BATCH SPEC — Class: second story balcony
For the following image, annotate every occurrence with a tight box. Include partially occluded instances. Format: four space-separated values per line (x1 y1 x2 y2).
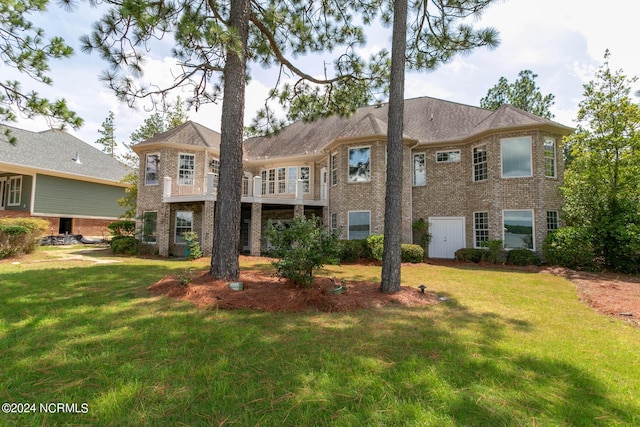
162 173 327 206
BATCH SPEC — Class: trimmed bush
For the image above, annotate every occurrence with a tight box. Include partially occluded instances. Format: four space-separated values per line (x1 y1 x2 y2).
401 244 424 263
110 235 142 255
455 248 486 263
483 239 507 264
338 239 369 262
108 220 136 237
0 224 29 258
543 227 598 271
506 248 541 266
366 234 385 261
0 217 48 254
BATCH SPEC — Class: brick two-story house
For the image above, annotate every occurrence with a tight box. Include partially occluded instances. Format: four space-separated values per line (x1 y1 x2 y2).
133 96 572 258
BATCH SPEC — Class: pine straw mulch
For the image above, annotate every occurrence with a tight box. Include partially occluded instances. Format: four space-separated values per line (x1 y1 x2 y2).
148 259 640 325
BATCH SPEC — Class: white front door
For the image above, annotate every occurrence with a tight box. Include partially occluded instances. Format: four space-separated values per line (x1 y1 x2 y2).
429 217 466 259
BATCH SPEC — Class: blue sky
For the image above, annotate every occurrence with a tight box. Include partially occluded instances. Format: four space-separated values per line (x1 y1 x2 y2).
5 0 639 153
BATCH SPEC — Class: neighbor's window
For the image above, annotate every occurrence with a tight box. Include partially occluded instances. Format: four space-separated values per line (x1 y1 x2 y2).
209 158 220 189
546 211 559 234
330 152 338 186
348 147 371 183
8 176 22 206
142 211 158 244
474 212 489 248
503 210 534 250
413 153 426 186
544 139 556 178
501 136 532 178
145 153 160 185
178 153 195 185
348 211 370 240
175 211 193 245
436 150 461 163
473 145 488 182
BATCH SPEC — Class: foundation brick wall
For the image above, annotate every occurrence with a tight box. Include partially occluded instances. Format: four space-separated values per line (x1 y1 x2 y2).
0 210 115 238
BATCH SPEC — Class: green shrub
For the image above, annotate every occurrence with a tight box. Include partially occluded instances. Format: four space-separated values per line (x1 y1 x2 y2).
182 231 203 260
108 220 136 237
401 244 424 263
366 234 385 261
412 218 431 255
506 248 541 266
455 247 486 263
0 217 48 254
338 239 369 262
483 239 506 264
0 224 30 259
110 235 142 255
542 227 598 271
265 215 340 287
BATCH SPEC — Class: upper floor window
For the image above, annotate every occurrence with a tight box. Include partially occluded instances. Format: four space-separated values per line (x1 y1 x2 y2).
178 154 195 185
501 136 532 178
260 166 310 195
413 153 426 186
330 152 338 186
503 210 534 250
348 147 371 183
144 153 160 185
436 150 461 163
209 158 220 188
544 139 556 178
300 166 310 193
8 176 22 206
277 167 287 193
473 145 488 182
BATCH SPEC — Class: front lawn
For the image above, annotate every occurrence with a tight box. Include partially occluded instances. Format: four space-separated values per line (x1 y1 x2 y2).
0 247 638 426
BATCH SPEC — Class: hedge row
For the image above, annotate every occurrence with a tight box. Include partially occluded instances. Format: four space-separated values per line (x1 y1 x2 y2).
337 235 426 264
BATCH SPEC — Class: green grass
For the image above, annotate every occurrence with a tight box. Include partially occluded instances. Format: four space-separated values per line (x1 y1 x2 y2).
1 246 639 426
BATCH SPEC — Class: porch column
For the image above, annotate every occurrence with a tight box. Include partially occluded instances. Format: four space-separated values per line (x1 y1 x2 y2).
158 203 171 257
250 202 262 256
202 200 215 257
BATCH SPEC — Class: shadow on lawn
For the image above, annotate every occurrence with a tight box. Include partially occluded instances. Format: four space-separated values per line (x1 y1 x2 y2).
0 261 637 426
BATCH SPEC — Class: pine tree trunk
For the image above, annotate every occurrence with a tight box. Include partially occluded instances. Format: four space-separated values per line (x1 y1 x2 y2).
380 0 407 293
209 0 251 280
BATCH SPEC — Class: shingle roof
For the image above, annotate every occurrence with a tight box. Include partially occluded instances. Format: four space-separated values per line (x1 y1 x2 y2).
133 121 221 150
0 125 131 183
243 96 573 159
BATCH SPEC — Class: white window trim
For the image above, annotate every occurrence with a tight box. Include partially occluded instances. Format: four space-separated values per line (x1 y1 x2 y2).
436 150 462 163
347 210 371 240
502 209 535 251
174 210 194 245
144 153 161 186
500 136 533 179
330 152 338 187
544 138 557 178
347 145 372 184
472 144 488 182
412 152 426 187
178 153 196 185
7 176 22 206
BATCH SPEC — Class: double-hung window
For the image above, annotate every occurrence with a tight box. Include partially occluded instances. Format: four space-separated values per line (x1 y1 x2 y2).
413 153 426 186
330 152 338 186
277 167 287 193
473 145 488 182
209 158 220 189
288 166 298 193
544 139 556 178
142 211 158 244
474 212 489 248
175 211 193 244
8 176 22 206
300 166 310 193
178 154 195 185
546 211 559 234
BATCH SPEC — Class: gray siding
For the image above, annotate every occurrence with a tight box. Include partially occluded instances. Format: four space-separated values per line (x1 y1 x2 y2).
33 174 126 218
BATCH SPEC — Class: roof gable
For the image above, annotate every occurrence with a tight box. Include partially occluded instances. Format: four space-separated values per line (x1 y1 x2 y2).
134 121 221 150
0 125 131 183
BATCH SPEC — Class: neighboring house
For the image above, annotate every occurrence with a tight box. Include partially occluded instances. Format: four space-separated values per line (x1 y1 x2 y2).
133 96 572 258
0 125 131 237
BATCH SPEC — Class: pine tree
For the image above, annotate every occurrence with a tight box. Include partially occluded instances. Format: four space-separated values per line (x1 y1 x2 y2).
96 111 117 157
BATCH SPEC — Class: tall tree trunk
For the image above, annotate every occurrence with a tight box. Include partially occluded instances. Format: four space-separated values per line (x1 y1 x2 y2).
380 0 408 293
210 0 251 280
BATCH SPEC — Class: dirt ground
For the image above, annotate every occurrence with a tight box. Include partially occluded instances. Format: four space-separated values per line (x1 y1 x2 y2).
148 257 640 325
